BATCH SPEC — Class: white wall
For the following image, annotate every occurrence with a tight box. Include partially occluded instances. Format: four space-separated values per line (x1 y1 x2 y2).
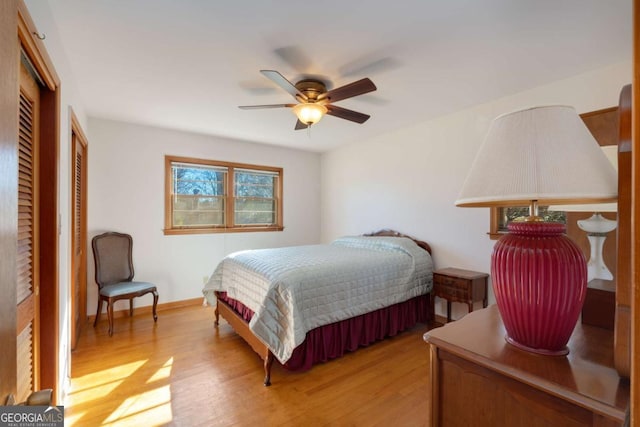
20 0 634 403
24 0 90 405
321 61 632 320
87 118 321 309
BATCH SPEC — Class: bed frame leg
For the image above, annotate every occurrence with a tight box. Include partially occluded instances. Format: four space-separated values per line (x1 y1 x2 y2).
212 292 221 326
263 353 274 386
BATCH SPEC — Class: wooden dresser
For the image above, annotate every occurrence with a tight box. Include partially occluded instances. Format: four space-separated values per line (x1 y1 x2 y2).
423 306 629 426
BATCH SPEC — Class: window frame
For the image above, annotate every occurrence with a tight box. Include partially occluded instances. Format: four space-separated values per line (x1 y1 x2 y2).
488 206 509 240
488 205 566 240
164 155 283 235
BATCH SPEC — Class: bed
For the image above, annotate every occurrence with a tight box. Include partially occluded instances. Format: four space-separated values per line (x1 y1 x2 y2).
202 230 434 385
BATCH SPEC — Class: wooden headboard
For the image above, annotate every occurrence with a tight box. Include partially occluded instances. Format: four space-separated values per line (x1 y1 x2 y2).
364 229 432 255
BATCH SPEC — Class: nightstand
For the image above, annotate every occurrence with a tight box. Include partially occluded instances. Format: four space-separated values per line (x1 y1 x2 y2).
433 267 489 322
581 279 615 330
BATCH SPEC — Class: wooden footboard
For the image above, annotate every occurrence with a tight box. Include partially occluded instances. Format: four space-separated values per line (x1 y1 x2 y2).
214 293 274 386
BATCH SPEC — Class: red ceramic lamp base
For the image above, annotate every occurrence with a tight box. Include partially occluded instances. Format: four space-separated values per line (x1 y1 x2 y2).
492 221 587 356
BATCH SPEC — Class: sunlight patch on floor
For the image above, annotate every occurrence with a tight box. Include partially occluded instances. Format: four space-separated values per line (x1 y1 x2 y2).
64 410 86 426
67 360 148 407
67 357 175 426
102 385 173 426
146 357 173 384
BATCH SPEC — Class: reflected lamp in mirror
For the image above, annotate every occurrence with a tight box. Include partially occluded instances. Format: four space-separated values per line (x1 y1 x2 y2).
549 145 618 282
456 105 617 356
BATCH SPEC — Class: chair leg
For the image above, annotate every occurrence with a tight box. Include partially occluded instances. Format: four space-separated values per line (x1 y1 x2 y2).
94 298 103 327
129 299 134 317
107 298 114 337
152 290 158 322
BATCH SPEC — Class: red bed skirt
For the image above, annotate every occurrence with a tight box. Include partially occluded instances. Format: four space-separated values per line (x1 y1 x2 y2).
217 291 433 371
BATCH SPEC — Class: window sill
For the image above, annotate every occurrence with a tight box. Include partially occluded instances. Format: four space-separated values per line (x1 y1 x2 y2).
488 232 505 241
163 226 284 236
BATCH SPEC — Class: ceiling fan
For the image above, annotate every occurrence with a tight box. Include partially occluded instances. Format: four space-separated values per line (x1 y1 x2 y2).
239 70 377 130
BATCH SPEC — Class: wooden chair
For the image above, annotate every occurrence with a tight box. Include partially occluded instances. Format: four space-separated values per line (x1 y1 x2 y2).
92 232 158 336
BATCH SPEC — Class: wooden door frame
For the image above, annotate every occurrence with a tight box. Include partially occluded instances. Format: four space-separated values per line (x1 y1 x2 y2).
70 109 88 351
0 0 20 403
17 1 61 403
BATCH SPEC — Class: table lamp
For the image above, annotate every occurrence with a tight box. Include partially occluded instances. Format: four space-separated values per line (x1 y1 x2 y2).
456 106 617 355
549 145 618 282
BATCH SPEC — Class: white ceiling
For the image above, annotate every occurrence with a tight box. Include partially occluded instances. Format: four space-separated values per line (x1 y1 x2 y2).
44 0 632 152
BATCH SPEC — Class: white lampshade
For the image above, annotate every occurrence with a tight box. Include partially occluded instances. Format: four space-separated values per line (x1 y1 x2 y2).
292 103 327 126
549 145 618 212
455 106 617 208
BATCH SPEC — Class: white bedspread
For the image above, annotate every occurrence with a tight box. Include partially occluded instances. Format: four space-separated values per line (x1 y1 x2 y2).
203 236 433 364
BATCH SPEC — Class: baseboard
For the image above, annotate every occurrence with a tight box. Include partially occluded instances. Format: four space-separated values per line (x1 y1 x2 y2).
87 297 205 323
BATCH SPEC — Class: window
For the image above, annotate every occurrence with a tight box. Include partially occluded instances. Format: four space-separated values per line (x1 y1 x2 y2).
164 156 283 234
489 206 566 239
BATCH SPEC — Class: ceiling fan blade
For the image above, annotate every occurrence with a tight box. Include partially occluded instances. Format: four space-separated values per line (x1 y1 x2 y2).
339 57 400 78
326 105 370 124
294 120 308 130
273 46 313 73
260 70 308 102
238 104 295 109
318 78 376 103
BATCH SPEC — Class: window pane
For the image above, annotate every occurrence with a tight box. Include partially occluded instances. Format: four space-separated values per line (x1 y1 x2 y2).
172 163 227 227
173 195 225 227
234 198 276 225
234 170 277 225
173 164 225 196
235 170 276 198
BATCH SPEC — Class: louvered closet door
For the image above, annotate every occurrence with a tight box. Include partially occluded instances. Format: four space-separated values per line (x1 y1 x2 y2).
17 61 40 403
70 129 87 351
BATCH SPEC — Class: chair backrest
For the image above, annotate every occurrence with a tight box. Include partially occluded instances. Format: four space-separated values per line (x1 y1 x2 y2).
92 232 135 288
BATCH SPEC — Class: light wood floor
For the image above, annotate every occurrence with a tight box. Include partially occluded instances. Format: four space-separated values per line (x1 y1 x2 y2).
66 304 437 426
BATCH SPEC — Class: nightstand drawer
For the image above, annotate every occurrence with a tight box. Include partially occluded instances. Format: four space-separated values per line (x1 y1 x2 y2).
434 274 469 290
434 283 467 300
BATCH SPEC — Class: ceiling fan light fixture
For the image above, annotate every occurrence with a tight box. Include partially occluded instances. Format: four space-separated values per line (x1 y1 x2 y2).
292 103 327 126
241 70 376 130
